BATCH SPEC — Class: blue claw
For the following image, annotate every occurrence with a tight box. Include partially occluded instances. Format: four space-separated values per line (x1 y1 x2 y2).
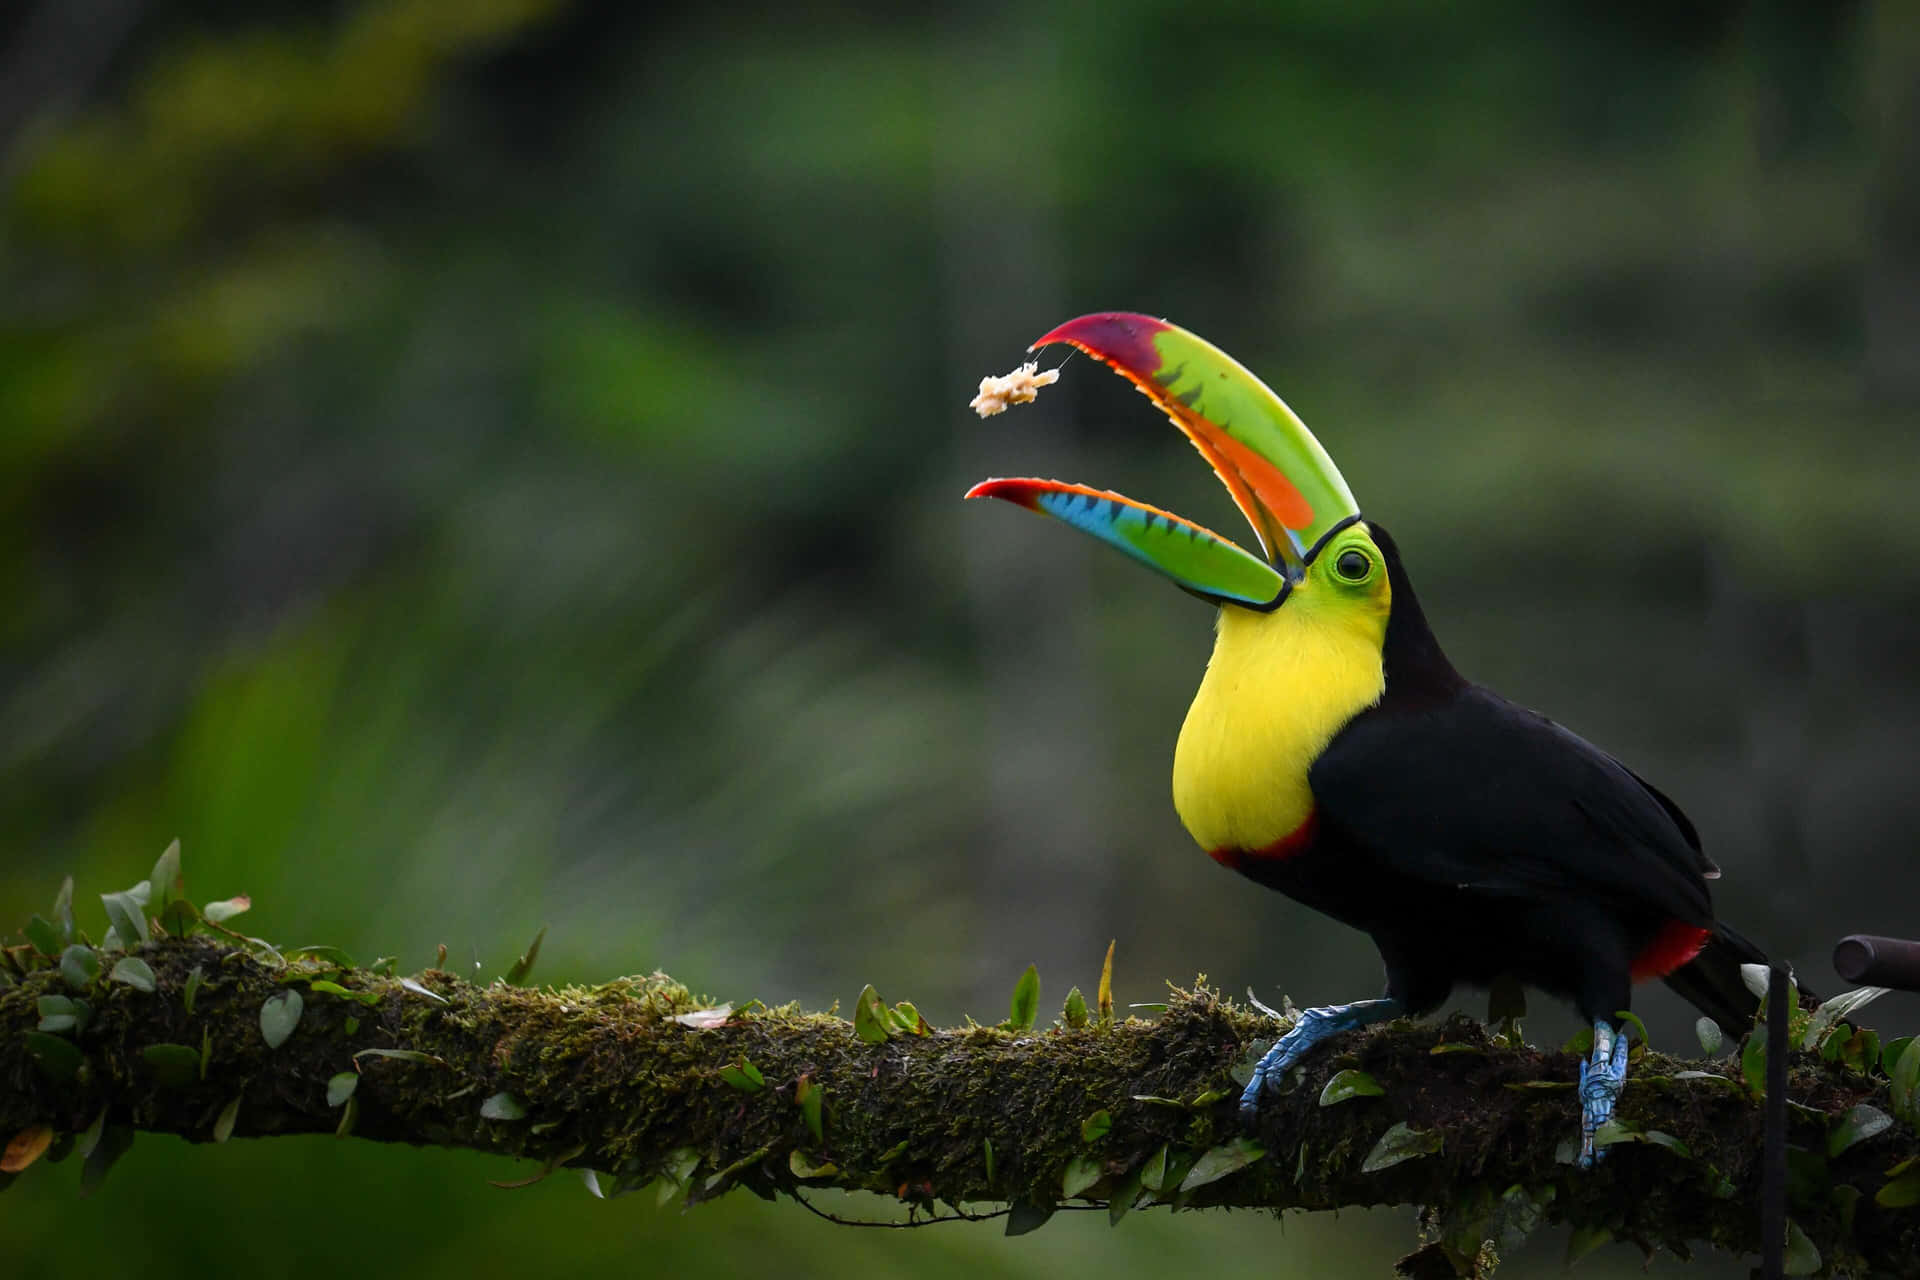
1576 1020 1629 1169
1239 997 1402 1118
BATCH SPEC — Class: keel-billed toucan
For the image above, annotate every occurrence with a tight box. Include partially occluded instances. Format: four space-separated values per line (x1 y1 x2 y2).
966 312 1796 1167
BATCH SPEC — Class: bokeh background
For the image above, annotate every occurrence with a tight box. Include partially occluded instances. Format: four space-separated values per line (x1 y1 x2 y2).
3 2 1916 1275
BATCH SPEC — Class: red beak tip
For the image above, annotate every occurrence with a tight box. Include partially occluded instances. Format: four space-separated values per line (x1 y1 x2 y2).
1028 312 1170 374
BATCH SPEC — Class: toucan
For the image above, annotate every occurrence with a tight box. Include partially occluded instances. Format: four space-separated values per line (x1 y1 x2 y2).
966 312 1795 1167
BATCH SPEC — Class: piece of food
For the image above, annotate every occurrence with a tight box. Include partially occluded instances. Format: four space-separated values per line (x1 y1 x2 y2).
969 361 1059 418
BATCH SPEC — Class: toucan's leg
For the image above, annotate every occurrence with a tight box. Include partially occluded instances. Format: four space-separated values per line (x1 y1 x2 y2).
1577 1019 1629 1169
1239 997 1403 1117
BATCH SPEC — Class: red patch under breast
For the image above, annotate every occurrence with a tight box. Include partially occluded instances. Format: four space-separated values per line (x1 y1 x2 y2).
1631 919 1712 983
1208 811 1318 874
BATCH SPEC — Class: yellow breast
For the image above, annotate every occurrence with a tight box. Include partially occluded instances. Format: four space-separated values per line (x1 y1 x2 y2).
1172 589 1389 854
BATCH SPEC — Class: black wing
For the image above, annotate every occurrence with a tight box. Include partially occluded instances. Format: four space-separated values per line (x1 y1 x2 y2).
1308 685 1714 927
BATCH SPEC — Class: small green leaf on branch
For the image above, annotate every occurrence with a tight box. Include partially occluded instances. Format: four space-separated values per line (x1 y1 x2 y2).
1892 1038 1920 1123
259 989 303 1049
1007 964 1040 1031
25 915 60 956
51 876 74 943
1108 1164 1144 1226
1319 1069 1384 1106
505 926 546 986
101 891 147 947
140 1043 201 1088
795 1075 824 1142
79 1124 133 1197
36 994 78 1033
1830 1105 1893 1158
1181 1138 1266 1191
480 1092 527 1121
1097 940 1115 1026
149 840 184 911
111 956 156 993
1062 1155 1102 1198
1361 1123 1440 1173
1742 1030 1767 1096
59 945 99 989
75 1106 106 1160
327 1073 359 1107
889 1001 928 1035
854 984 892 1044
1641 1130 1691 1157
788 1151 836 1179
1784 1220 1822 1275
718 1058 765 1092
1876 1165 1920 1208
1591 1119 1639 1150
1695 1016 1723 1056
1005 1199 1053 1237
1612 1009 1650 1051
1138 1144 1169 1192
202 896 251 924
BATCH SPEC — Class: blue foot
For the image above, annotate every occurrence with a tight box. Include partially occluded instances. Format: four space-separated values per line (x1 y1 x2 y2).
1576 1020 1629 1169
1239 997 1402 1118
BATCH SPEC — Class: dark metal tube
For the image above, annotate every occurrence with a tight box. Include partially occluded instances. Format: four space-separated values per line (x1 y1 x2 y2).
1833 934 1920 991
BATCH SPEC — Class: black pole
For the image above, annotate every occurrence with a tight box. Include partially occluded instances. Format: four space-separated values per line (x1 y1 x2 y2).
1761 962 1788 1280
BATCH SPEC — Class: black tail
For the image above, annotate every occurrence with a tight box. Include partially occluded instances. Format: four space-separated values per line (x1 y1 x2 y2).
1662 922 1817 1033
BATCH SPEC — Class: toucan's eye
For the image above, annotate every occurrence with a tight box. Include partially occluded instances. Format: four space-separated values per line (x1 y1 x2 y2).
1335 549 1371 582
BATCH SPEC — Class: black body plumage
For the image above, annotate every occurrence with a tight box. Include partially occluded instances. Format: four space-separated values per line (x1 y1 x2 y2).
1246 523 1786 1033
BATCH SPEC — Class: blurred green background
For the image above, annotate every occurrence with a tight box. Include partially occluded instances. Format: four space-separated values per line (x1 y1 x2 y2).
3 2 1916 1275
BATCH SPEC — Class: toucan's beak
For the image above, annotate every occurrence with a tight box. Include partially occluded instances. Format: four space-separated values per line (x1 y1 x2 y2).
963 477 1289 608
965 313 1360 607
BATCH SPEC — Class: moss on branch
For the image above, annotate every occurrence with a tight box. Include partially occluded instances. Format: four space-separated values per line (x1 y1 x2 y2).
3 935 1918 1275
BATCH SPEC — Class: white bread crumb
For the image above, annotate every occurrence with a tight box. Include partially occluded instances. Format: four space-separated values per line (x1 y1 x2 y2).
969 361 1060 418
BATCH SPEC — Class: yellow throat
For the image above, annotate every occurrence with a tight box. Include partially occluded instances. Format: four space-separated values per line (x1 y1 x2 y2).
1171 535 1392 855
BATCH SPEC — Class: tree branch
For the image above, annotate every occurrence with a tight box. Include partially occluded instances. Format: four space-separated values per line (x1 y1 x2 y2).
2 936 1914 1274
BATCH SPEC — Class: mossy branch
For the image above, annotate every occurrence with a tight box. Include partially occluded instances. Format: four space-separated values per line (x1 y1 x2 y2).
3 935 1917 1275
